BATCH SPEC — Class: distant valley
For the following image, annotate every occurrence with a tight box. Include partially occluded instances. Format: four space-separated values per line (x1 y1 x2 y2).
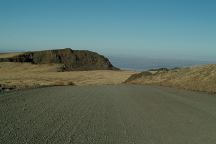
109 56 216 71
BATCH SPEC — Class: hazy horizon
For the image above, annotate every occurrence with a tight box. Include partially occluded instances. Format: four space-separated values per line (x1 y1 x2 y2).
1 47 216 71
1 0 216 61
1 47 216 62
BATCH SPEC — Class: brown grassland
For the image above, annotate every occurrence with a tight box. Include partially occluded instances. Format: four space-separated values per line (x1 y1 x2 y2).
125 65 216 94
0 52 24 58
1 61 216 94
0 62 137 90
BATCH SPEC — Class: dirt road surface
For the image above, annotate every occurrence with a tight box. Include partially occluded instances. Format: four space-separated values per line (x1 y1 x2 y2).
1 85 216 144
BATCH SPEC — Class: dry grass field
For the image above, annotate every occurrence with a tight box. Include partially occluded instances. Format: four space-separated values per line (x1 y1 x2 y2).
125 65 216 93
0 62 136 90
0 52 23 58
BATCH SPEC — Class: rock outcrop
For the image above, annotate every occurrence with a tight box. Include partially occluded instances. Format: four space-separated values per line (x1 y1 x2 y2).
0 48 118 71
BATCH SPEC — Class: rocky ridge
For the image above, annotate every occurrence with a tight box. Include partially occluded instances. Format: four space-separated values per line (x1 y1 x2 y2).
0 48 118 71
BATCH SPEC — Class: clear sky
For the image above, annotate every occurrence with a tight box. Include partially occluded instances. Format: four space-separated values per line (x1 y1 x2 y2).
0 0 216 61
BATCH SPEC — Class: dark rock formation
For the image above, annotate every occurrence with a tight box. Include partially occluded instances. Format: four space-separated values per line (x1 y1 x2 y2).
148 68 170 72
124 71 152 83
0 48 118 71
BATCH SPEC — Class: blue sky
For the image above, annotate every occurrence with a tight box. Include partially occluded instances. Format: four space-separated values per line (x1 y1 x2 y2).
0 0 216 61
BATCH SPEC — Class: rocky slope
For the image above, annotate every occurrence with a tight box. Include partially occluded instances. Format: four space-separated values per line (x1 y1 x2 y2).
0 48 118 71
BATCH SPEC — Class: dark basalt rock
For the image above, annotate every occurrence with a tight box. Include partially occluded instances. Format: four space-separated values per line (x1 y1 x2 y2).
0 48 118 71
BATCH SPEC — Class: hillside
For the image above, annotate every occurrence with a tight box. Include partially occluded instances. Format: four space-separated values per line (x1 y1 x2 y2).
0 62 136 91
125 65 216 93
0 48 135 91
0 48 118 71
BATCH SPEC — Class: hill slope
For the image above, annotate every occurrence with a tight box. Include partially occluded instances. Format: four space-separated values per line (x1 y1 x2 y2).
0 62 136 91
125 65 216 93
0 48 118 71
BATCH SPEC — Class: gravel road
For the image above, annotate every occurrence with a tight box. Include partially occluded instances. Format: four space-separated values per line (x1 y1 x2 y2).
1 85 216 144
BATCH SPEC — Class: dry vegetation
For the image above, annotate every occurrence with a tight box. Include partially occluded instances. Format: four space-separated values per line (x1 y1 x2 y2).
0 52 23 58
0 62 136 90
1 61 215 94
125 65 216 93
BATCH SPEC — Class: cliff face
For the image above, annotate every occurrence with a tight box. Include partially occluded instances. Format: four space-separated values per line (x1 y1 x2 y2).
0 48 118 71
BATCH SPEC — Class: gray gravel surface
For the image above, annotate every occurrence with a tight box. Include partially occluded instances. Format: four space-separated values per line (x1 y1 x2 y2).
1 85 216 144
